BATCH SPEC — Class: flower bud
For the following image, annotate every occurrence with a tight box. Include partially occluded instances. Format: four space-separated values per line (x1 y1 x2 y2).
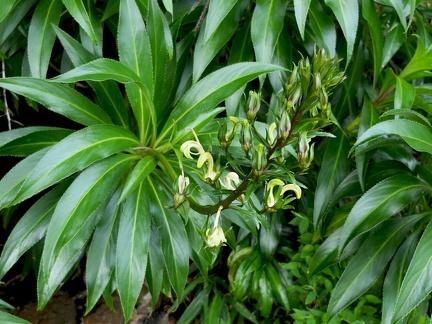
278 110 291 142
245 91 261 121
218 117 239 148
298 132 309 163
252 143 266 176
206 227 226 248
267 122 277 146
240 120 253 155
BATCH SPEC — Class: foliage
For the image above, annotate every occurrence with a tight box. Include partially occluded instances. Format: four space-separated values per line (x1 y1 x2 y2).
0 0 432 323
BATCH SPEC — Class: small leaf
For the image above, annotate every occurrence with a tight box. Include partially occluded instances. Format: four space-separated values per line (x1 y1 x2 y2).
61 0 97 43
294 0 311 39
324 0 358 63
0 78 112 126
338 175 432 255
328 214 425 319
27 0 62 78
116 181 151 322
395 76 415 109
12 125 140 206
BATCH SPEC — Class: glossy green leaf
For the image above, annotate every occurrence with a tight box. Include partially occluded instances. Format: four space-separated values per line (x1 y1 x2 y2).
382 232 418 324
382 21 404 67
0 148 50 209
116 181 151 322
395 76 415 109
54 26 131 128
0 0 37 46
27 0 62 78
265 264 289 312
62 0 97 43
308 3 336 57
177 288 209 324
12 125 140 206
148 173 189 299
399 39 432 81
38 154 135 308
269 24 291 93
0 129 73 157
208 292 224 323
161 0 172 16
193 0 246 83
79 0 103 56
119 155 158 202
86 186 122 314
0 127 62 147
258 266 273 317
324 0 358 63
146 223 164 308
0 182 70 279
392 220 432 322
0 0 18 24
251 0 288 85
338 175 432 255
328 215 425 319
0 78 112 126
314 132 350 228
204 0 239 43
352 120 432 155
0 311 31 324
226 296 258 324
51 58 143 84
362 0 384 88
157 63 284 146
294 0 311 39
375 0 408 29
381 109 431 129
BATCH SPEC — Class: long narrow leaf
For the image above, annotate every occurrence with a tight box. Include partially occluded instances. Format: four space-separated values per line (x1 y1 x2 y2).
308 2 336 57
11 125 140 206
338 175 432 255
27 0 62 78
116 181 151 322
294 0 311 39
156 63 284 147
204 0 239 43
0 0 37 45
0 311 31 324
328 215 425 319
146 222 164 308
62 0 97 43
0 0 18 24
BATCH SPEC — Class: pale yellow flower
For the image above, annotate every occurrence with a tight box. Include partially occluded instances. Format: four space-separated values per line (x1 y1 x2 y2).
220 172 240 190
197 152 218 181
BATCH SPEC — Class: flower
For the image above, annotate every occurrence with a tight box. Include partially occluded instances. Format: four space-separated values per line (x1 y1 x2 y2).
265 179 302 211
205 206 226 248
266 179 285 208
220 172 240 190
197 152 218 182
180 140 205 159
177 167 189 195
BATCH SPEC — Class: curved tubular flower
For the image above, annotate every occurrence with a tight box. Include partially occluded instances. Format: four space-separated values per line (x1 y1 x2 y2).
180 140 205 159
206 206 226 248
178 167 189 195
197 152 218 181
266 179 285 208
281 183 302 199
220 172 240 190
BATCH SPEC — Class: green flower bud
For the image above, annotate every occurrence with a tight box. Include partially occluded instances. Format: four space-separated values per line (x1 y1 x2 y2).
218 117 239 148
245 91 261 121
252 143 266 176
298 132 309 163
278 110 291 142
240 119 253 155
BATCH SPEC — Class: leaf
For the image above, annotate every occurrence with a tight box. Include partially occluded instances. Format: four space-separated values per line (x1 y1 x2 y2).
395 76 415 109
265 264 289 312
148 172 189 299
0 0 37 46
251 0 288 85
351 120 432 155
327 214 425 319
258 266 273 317
382 21 404 67
116 181 151 322
161 0 172 16
119 155 158 202
375 0 408 30
193 0 246 83
54 26 131 128
38 154 135 308
119 0 155 144
399 39 432 81
86 186 122 314
146 222 164 308
11 125 140 206
314 131 350 229
381 109 431 129
294 0 311 39
382 232 418 324
338 175 432 255
177 289 209 324
204 0 239 43
324 0 358 63
0 129 73 157
392 220 432 322
0 127 62 148
0 311 31 324
308 2 336 57
27 0 62 78
0 148 50 209
0 0 18 24
269 24 292 93
156 62 284 147
0 78 112 126
362 0 384 88
61 0 97 43
0 181 70 279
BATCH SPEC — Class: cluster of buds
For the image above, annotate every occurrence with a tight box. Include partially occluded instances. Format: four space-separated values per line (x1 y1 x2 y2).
263 179 302 212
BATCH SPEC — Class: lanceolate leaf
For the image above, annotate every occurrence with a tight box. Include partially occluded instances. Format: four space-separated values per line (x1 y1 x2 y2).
308 3 337 57
328 215 425 319
148 173 189 299
0 0 37 45
27 0 62 78
382 21 404 67
338 175 432 255
86 186 122 314
392 220 432 322
0 126 62 148
156 63 284 147
12 125 140 206
116 181 151 322
204 0 240 43
352 120 432 155
0 181 71 279
313 132 350 228
39 154 136 307
294 0 311 39
0 0 18 24
395 76 415 109
0 78 112 126
146 222 164 308
62 0 97 43
375 0 407 30
0 311 31 324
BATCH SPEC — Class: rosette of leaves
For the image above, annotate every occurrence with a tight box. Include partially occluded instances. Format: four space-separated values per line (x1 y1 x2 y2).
0 0 282 321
